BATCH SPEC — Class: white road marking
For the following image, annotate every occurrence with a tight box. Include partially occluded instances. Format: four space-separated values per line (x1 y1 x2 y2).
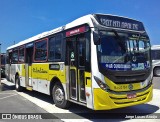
16 91 70 113
0 93 16 94
0 94 17 100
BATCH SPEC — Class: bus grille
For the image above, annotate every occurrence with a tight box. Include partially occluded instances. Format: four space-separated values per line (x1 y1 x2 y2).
108 89 150 105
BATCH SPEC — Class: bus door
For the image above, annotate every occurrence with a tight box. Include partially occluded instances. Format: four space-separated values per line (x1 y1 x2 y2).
66 35 86 103
25 43 34 87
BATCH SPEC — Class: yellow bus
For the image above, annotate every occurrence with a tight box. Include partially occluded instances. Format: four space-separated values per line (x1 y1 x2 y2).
5 14 153 110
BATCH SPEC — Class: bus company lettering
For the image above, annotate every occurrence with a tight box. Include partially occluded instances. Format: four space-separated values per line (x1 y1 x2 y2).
100 18 138 30
33 68 48 73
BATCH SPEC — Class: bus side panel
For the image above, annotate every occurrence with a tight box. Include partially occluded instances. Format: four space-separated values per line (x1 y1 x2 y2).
31 63 49 94
10 64 15 83
48 63 66 95
30 62 66 95
20 64 26 87
85 72 93 109
5 64 10 80
10 64 21 83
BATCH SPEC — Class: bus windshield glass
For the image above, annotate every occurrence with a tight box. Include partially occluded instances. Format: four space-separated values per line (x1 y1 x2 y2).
97 31 151 71
151 50 160 60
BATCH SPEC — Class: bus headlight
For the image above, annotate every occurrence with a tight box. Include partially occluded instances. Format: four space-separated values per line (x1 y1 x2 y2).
94 76 108 91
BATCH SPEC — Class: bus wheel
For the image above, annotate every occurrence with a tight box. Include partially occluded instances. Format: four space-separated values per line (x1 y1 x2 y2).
154 67 160 77
52 82 70 109
15 76 23 92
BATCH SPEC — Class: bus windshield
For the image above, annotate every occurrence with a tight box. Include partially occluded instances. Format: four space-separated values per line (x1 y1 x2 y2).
97 31 151 71
151 50 160 60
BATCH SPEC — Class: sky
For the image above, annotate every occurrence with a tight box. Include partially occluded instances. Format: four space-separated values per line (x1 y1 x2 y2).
0 0 160 53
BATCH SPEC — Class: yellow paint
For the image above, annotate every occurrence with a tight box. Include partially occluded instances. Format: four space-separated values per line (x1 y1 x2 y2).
109 85 151 99
21 64 25 77
20 63 66 84
31 64 48 80
104 77 151 91
26 86 33 91
85 72 91 87
19 63 91 89
93 85 153 110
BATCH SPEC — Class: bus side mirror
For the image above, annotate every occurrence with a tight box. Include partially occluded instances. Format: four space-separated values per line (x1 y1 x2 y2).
93 31 101 45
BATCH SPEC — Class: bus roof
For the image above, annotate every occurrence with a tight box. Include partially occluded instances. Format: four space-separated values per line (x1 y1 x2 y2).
7 13 143 50
151 45 160 50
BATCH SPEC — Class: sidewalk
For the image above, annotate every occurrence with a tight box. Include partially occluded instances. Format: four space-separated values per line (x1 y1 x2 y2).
0 78 15 91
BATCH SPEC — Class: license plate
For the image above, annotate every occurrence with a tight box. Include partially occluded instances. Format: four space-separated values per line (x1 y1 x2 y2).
127 93 136 99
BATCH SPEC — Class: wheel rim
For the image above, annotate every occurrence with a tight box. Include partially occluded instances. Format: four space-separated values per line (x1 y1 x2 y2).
55 87 64 104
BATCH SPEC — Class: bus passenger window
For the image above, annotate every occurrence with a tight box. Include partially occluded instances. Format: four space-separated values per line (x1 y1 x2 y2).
48 34 62 61
34 40 47 61
12 49 18 63
19 47 25 63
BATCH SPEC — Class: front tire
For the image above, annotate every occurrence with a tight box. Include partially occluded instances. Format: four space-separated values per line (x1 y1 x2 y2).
154 67 160 77
52 82 70 109
15 76 23 92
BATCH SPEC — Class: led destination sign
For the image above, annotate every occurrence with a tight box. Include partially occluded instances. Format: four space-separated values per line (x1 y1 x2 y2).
66 26 86 37
95 14 145 31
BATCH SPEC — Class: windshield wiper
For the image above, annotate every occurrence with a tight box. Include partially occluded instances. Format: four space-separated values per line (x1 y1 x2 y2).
137 33 141 51
112 30 126 52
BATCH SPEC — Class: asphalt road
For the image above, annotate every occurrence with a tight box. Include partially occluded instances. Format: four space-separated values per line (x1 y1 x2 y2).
153 77 160 89
0 79 61 122
0 77 160 122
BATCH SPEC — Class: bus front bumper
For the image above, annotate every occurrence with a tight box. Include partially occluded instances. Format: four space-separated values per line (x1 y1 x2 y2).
93 84 153 110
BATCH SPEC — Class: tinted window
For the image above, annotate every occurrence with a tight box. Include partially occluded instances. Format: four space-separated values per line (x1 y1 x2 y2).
151 50 160 60
85 33 91 72
78 37 85 66
19 47 25 63
12 49 18 63
34 40 47 61
48 34 62 61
